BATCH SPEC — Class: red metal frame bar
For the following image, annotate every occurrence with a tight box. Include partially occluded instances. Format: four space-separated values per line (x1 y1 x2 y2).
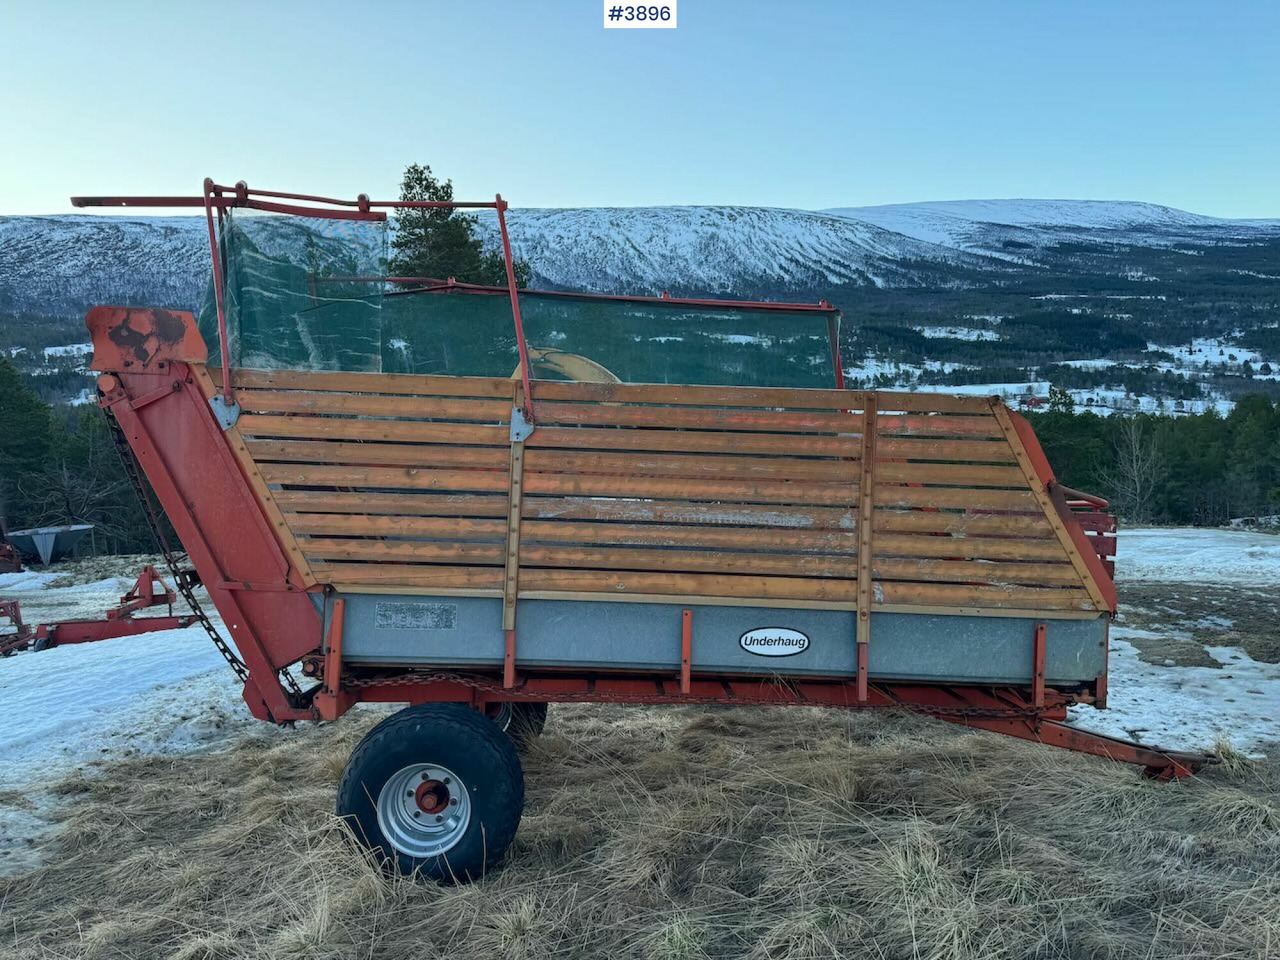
342 671 1207 780
0 599 34 656
495 195 536 421
35 615 198 646
680 608 693 694
1031 622 1046 708
376 277 841 314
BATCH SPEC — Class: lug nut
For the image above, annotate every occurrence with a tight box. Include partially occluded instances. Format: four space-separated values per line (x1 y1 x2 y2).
413 811 421 818
435 815 444 823
449 798 458 806
442 777 450 785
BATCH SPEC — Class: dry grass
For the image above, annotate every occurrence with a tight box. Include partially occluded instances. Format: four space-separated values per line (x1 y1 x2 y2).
1 704 1278 959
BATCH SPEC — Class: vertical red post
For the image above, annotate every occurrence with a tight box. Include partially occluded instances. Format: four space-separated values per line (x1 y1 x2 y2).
495 195 535 422
202 177 233 403
503 628 517 689
323 598 346 696
680 609 693 694
1032 622 1047 708
826 309 844 389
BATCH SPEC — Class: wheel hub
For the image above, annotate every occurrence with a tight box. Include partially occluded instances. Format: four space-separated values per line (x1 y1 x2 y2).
377 763 472 859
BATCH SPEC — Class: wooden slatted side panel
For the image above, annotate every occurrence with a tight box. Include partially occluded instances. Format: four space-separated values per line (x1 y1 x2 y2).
222 368 1100 613
519 381 865 604
217 369 517 594
869 394 1096 612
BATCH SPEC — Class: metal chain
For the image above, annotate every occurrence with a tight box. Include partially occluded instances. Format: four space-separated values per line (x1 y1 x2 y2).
343 670 1045 719
103 404 249 684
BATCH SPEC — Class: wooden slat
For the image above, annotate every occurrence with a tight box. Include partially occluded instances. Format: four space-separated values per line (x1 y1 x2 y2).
289 514 507 539
527 380 860 410
874 532 1073 562
874 509 1054 538
523 497 856 529
873 391 997 414
312 564 504 589
518 568 857 603
261 463 511 493
537 402 862 434
875 461 1028 488
220 367 516 399
277 491 508 518
522 519 857 552
522 472 858 506
874 414 1003 438
237 391 512 422
523 449 860 482
239 415 509 447
876 436 1017 463
300 539 506 564
519 544 859 578
527 426 857 457
878 581 1095 611
247 439 510 471
873 557 1083 586
874 485 1039 512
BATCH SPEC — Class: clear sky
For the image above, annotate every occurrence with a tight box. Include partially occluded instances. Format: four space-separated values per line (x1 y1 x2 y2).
2 0 1277 217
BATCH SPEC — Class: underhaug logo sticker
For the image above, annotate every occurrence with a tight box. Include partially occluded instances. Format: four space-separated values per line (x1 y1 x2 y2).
739 627 810 657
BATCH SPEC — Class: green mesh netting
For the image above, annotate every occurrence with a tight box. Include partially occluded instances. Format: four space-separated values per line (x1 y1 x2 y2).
200 211 839 388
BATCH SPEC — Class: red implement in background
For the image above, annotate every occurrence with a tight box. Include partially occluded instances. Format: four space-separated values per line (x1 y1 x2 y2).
0 566 198 655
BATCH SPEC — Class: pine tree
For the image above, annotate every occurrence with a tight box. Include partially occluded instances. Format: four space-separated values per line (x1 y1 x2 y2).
0 355 54 530
389 164 532 287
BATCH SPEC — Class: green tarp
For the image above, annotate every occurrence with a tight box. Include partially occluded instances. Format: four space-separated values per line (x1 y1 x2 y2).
199 211 838 388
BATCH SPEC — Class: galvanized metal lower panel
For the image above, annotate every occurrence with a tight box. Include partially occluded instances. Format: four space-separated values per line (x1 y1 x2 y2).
332 593 1106 685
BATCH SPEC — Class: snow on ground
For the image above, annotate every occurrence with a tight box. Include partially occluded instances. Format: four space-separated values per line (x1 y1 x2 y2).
1066 526 1280 756
912 325 1002 342
1070 630 1280 753
1112 527 1280 585
0 572 273 873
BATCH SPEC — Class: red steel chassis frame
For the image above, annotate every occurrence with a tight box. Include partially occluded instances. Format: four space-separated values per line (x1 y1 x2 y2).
73 180 1205 780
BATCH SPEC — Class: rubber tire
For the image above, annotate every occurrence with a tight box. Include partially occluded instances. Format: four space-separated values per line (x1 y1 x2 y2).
336 703 524 883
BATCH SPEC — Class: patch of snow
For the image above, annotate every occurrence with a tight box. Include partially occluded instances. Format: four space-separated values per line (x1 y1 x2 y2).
913 325 1001 342
1116 527 1280 585
1069 632 1280 754
41 342 93 359
1147 337 1264 367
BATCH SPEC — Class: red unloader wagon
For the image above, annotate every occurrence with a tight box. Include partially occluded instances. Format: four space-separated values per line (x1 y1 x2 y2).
73 179 1205 883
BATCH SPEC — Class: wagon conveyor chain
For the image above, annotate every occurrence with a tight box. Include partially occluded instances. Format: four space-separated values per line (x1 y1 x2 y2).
104 402 306 701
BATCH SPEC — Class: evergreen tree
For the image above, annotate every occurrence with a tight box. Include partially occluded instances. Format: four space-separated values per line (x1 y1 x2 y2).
389 164 532 287
0 354 54 530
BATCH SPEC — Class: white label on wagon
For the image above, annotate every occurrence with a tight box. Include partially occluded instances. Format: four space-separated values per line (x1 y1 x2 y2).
739 627 809 657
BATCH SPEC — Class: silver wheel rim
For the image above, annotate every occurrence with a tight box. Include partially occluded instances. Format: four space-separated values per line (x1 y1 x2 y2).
376 763 472 859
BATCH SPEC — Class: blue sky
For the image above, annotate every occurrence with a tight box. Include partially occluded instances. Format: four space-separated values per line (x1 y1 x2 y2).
2 0 1277 216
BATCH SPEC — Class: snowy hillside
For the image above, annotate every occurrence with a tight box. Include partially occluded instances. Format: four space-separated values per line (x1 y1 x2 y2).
478 205 993 293
825 199 1280 259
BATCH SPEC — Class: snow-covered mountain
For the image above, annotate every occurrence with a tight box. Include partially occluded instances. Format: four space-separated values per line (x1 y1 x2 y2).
824 199 1280 261
0 206 1007 323
3 200 1278 322
480 206 998 293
